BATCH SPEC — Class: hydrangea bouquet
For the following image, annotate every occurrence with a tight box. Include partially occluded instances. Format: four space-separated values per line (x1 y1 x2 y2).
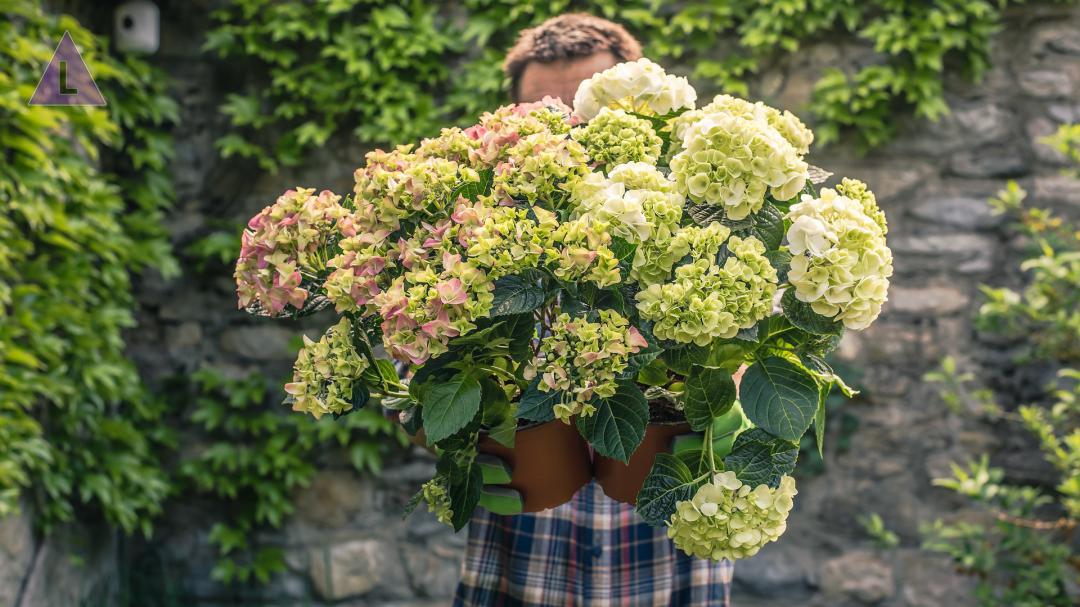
234 58 892 561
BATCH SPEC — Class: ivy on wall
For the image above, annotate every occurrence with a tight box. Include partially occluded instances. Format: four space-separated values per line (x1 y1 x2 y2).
206 0 1045 168
0 1 178 534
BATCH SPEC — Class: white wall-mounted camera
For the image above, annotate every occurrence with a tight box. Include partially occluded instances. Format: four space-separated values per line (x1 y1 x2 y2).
114 1 160 54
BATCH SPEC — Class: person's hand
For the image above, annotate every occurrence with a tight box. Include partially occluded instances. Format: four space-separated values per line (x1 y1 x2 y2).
391 410 525 516
477 454 524 515
670 364 749 460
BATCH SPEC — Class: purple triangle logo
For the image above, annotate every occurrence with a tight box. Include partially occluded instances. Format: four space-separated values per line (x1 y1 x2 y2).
29 31 106 106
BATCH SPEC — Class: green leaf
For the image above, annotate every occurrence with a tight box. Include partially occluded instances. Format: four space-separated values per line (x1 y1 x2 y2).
814 389 827 459
422 372 482 443
489 273 546 317
447 460 482 531
635 453 697 527
781 289 843 336
576 380 648 463
516 379 558 423
723 428 798 488
496 313 535 361
740 357 819 441
765 249 792 283
636 358 670 386
681 366 737 431
610 236 637 264
750 203 785 249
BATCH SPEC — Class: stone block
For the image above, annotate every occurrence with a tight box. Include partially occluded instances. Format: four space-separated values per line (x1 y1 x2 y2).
309 539 409 601
220 325 296 361
819 550 895 604
888 286 970 315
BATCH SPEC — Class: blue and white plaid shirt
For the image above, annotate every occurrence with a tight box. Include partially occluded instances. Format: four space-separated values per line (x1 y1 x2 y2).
454 480 734 606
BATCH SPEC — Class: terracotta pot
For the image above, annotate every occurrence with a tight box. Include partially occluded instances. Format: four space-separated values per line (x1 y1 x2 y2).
594 421 690 505
478 419 592 512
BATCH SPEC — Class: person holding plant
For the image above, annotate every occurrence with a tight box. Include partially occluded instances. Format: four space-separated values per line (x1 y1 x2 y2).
233 10 892 607
451 14 737 606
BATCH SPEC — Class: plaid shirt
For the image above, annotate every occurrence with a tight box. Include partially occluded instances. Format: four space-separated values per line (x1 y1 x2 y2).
454 480 733 606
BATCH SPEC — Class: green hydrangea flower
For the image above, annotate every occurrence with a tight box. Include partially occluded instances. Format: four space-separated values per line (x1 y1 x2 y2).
492 132 589 206
670 111 808 220
285 317 369 419
672 94 814 156
524 310 649 422
636 234 777 344
834 178 888 234
785 186 893 330
667 472 797 561
420 477 453 526
572 108 662 166
607 161 677 193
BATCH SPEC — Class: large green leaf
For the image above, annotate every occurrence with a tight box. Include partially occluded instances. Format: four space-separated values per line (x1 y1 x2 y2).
446 459 482 531
781 289 843 336
750 203 785 250
681 366 737 431
489 273 546 317
576 380 648 463
422 372 482 443
516 379 559 423
636 453 697 527
740 357 819 441
723 428 798 488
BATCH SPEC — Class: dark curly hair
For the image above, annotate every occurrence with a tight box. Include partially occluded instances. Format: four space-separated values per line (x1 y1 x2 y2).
504 13 643 100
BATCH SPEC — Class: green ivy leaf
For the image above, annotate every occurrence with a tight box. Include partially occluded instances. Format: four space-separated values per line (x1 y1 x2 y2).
781 289 843 336
576 380 648 463
422 372 482 443
723 428 798 488
636 453 697 527
740 357 819 441
517 379 558 423
682 366 737 431
489 273 546 317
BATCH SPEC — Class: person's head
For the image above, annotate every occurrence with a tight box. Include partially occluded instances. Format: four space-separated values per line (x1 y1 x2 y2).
504 13 643 104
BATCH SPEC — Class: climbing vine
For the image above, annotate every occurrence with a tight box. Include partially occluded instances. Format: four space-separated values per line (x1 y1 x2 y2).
0 1 178 534
206 0 1047 167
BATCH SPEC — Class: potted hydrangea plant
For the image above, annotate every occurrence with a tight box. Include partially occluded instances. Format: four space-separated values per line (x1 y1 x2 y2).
233 58 893 561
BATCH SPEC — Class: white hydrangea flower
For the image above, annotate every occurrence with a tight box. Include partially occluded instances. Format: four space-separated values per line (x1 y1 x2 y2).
670 111 808 220
785 185 893 330
608 161 677 193
667 472 798 561
573 58 697 121
567 171 684 243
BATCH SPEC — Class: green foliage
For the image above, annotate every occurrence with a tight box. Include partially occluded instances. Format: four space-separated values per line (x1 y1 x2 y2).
0 1 177 534
923 140 1080 606
977 178 1080 363
858 512 900 549
176 368 406 583
206 0 1042 167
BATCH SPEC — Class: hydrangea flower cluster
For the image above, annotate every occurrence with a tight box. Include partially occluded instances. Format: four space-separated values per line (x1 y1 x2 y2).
636 230 777 345
235 58 893 551
673 94 814 156
524 310 648 422
785 184 893 329
671 111 808 220
573 58 696 120
284 318 369 419
667 472 797 561
571 108 663 166
235 188 348 316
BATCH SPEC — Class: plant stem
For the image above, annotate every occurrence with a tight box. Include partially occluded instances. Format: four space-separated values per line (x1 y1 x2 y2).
705 424 716 473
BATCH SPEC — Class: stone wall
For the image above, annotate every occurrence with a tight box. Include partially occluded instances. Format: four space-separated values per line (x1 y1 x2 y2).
6 2 1080 606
